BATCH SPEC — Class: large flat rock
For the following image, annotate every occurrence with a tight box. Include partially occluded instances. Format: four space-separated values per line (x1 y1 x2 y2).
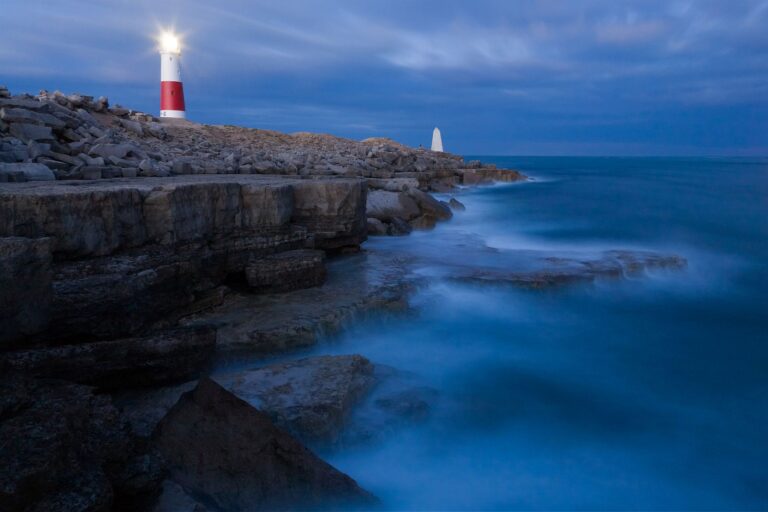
0 175 366 257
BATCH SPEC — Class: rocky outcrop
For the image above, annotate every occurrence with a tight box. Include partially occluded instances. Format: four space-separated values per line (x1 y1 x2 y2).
215 355 376 444
246 249 327 293
181 251 411 354
0 374 164 512
0 326 215 391
154 378 377 511
451 250 687 288
0 175 366 345
0 237 52 349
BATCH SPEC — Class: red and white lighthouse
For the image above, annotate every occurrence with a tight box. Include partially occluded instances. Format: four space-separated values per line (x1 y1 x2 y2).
159 32 186 119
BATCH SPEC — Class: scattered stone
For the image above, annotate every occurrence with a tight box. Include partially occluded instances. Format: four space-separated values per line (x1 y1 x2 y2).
0 162 55 181
154 378 377 511
9 122 54 143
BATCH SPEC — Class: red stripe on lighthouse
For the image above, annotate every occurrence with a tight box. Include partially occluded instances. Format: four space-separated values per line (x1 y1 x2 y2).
160 81 185 111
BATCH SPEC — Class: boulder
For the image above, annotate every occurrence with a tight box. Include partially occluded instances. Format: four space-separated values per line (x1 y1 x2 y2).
366 189 420 222
448 197 466 211
9 122 54 143
387 217 413 236
215 355 375 444
367 217 388 236
154 378 377 511
0 162 55 181
0 237 52 349
407 188 452 221
245 249 326 293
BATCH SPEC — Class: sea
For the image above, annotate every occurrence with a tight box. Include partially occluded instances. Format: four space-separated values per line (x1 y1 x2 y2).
258 157 768 510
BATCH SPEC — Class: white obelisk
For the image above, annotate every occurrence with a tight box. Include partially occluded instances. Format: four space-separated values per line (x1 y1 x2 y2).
431 127 444 152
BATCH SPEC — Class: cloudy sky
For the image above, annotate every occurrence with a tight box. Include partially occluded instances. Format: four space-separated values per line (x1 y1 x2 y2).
2 0 767 155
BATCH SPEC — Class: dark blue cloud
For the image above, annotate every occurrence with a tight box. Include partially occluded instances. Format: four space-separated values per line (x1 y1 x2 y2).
2 0 767 155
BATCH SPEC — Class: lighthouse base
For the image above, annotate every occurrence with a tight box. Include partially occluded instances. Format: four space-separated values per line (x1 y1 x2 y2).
160 110 186 119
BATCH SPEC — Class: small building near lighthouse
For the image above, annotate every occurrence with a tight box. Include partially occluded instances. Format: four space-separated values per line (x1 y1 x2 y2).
431 127 444 152
159 32 186 119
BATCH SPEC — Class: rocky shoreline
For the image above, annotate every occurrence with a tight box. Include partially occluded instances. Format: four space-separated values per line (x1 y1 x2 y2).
0 86 685 512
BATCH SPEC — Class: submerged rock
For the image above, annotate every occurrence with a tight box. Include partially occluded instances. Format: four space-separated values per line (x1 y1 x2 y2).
215 355 376 444
452 250 687 288
154 378 377 511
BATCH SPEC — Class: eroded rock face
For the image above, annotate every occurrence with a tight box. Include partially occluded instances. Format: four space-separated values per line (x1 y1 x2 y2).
0 374 164 512
0 326 216 391
0 237 52 349
0 176 366 343
215 355 376 444
154 378 377 512
246 249 327 293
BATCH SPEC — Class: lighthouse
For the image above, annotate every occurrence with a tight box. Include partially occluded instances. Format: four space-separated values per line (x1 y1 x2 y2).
159 32 186 119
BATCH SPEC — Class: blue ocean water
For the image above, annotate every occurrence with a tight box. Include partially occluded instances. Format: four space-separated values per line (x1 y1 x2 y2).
318 157 768 510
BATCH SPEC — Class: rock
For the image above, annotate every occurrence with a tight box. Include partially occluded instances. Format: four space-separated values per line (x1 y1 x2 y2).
291 179 368 250
407 188 453 221
0 176 366 341
0 85 9 98
387 217 413 236
152 480 208 512
90 143 142 160
215 355 376 444
451 250 687 288
0 374 164 512
448 197 466 211
367 217 388 236
460 168 525 185
410 214 438 230
81 165 103 179
0 326 216 391
154 378 377 511
9 122 54 143
245 249 326 293
0 107 66 128
0 237 52 349
120 118 144 137
366 189 420 222
0 162 54 181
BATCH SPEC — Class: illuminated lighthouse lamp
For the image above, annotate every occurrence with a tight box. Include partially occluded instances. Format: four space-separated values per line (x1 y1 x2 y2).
159 31 186 119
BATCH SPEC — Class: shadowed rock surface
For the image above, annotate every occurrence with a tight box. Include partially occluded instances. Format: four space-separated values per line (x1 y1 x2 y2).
0 374 164 512
0 326 216 391
246 249 327 293
154 378 377 512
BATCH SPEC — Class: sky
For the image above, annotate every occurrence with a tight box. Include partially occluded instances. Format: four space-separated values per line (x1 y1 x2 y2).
1 0 767 156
